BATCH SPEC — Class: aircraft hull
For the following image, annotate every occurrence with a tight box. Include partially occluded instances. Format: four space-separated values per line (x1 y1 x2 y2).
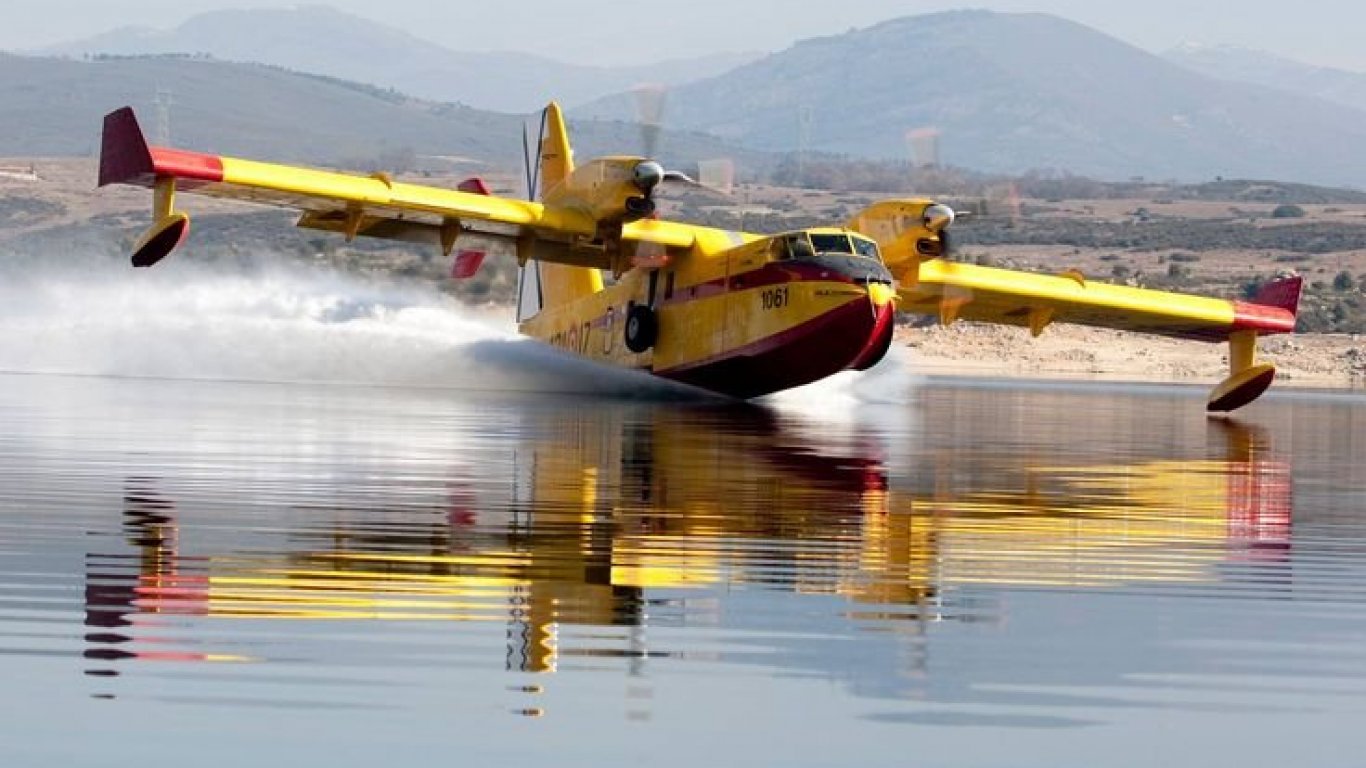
655 291 895 399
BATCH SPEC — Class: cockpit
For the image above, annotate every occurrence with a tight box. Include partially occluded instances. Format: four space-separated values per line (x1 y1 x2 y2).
764 228 893 286
773 230 883 263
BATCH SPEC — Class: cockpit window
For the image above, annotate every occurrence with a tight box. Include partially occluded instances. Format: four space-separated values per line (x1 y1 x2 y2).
809 233 853 254
784 233 815 260
852 236 881 261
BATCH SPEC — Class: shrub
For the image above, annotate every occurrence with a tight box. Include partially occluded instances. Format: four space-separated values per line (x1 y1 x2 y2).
1271 204 1306 219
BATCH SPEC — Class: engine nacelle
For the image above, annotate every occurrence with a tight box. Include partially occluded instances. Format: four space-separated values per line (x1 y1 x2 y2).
624 195 656 221
846 199 952 278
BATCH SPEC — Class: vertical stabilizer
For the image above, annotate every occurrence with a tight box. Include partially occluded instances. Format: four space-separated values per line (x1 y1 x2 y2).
531 102 602 309
539 102 574 196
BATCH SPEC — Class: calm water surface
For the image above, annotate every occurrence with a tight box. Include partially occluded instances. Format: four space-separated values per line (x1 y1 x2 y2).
2 373 1365 766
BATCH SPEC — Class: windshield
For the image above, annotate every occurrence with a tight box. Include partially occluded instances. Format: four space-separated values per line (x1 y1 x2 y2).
852 236 881 261
809 233 853 254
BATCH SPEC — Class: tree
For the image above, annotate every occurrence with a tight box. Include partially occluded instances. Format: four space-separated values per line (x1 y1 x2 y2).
1334 270 1356 292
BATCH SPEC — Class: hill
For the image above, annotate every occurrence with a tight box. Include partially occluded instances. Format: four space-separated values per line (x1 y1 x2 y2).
0 52 752 170
576 11 1366 187
1164 44 1366 114
36 6 762 112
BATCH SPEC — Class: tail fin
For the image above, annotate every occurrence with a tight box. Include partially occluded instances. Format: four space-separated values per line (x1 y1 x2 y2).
1251 275 1304 315
530 103 601 309
99 107 155 188
538 103 574 198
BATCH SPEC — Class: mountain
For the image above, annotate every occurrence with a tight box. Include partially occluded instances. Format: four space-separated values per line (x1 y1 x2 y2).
1164 44 1366 114
577 11 1366 187
35 6 763 112
0 52 750 168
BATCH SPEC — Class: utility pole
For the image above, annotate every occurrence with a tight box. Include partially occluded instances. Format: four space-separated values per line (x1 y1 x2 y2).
154 87 173 146
796 105 813 180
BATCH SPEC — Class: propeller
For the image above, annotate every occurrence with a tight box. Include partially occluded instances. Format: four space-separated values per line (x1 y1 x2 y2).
921 202 956 258
633 84 667 163
630 84 734 201
521 108 548 201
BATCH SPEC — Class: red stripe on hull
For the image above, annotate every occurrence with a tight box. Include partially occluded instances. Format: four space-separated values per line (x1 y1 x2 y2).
849 302 896 371
654 297 882 399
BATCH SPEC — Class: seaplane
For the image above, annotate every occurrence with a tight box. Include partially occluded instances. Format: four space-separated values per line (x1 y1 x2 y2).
97 103 1301 410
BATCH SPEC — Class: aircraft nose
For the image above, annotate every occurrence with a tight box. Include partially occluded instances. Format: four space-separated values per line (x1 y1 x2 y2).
793 253 893 288
866 281 896 308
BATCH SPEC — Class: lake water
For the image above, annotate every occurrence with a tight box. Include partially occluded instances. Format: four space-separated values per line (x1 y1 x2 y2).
3 367 1365 767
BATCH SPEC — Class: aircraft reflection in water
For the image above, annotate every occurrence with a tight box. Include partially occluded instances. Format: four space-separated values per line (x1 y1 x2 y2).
84 408 1290 696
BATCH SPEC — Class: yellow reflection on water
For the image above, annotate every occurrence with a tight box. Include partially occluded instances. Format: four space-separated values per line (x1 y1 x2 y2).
85 404 1289 682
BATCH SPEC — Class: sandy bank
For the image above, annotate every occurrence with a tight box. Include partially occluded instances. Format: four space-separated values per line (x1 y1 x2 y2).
897 323 1364 390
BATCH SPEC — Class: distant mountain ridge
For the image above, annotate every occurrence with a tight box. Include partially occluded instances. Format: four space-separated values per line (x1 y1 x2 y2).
19 8 1366 188
1164 44 1366 114
577 10 1366 187
34 6 763 113
0 52 751 168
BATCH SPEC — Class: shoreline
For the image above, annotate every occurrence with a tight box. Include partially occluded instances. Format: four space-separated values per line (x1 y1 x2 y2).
895 324 1364 391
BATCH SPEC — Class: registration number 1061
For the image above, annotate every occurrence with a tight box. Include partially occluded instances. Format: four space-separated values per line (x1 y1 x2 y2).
760 286 789 310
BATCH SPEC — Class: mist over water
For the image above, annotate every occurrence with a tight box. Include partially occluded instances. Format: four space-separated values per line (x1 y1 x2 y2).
0 255 921 408
0 257 708 398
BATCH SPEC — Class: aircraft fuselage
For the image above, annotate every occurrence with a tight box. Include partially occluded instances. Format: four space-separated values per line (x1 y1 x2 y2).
519 228 897 399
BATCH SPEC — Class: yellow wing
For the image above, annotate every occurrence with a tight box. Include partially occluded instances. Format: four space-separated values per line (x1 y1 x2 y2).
902 259 1298 342
848 200 1302 412
907 260 1302 411
97 106 696 269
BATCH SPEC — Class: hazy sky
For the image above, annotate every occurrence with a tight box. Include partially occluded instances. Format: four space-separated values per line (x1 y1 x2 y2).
4 0 1366 71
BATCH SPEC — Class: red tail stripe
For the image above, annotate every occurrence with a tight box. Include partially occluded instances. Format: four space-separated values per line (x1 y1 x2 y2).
149 148 225 184
1231 302 1296 335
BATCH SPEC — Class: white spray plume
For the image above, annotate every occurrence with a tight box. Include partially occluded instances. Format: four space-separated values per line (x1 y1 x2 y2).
0 259 703 400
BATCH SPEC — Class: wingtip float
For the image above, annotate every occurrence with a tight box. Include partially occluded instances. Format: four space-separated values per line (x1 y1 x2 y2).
99 105 1301 411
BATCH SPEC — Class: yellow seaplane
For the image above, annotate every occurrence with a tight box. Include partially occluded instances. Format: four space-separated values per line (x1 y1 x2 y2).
98 103 1301 410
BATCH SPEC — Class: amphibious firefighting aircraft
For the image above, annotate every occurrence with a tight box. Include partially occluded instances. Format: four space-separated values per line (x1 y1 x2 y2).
98 103 1301 410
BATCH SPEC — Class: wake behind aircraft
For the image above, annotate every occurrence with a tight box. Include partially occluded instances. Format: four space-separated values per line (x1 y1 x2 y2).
98 104 1300 410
